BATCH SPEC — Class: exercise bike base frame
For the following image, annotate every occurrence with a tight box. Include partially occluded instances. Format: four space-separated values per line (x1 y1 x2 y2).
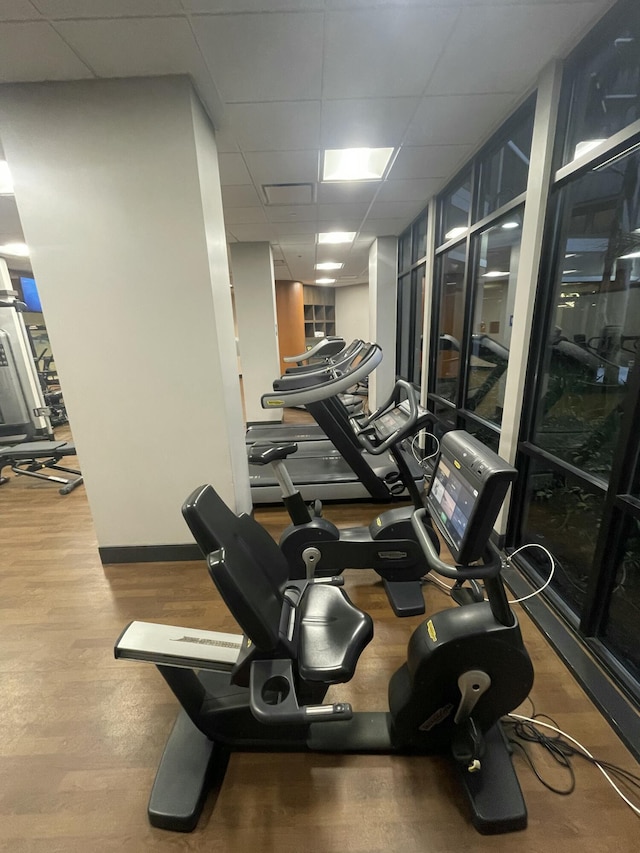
146 666 526 834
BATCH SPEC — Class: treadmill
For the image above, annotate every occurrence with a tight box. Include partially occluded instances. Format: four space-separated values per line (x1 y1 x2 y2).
249 343 430 504
245 339 365 447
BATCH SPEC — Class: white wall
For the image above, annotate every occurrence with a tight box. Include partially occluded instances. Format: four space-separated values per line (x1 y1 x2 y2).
230 242 282 424
0 76 251 552
335 282 369 344
369 237 398 409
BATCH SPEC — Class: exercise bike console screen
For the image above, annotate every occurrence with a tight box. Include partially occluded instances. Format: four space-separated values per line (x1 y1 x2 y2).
426 431 517 565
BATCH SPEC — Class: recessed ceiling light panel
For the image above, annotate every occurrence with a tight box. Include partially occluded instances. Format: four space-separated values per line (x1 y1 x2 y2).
315 277 336 284
315 262 344 270
323 147 394 182
318 232 356 244
0 161 14 195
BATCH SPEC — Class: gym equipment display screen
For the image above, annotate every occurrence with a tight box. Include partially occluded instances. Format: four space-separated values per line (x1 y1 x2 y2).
429 459 477 559
426 430 517 565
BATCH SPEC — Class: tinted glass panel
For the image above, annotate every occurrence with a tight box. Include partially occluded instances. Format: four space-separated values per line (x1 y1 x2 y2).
477 112 534 218
563 13 640 165
434 247 466 402
461 416 500 453
399 232 411 272
439 174 471 245
412 212 428 263
601 514 640 682
412 265 426 386
396 273 412 379
532 147 640 480
465 209 524 425
520 460 605 614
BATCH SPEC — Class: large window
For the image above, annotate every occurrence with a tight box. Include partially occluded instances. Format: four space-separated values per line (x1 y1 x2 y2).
531 150 640 480
477 117 534 219
434 247 466 403
395 212 428 385
465 209 524 426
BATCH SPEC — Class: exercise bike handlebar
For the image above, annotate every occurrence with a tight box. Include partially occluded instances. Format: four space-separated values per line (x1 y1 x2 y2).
261 343 382 409
411 508 502 581
351 379 420 455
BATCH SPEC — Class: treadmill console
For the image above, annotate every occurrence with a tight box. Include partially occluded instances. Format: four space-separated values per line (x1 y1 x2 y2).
425 431 516 565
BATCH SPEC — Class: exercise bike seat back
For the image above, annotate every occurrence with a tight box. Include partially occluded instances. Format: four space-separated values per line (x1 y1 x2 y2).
182 484 373 685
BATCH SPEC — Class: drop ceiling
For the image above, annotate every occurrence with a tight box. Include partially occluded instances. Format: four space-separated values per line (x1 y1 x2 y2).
0 0 615 286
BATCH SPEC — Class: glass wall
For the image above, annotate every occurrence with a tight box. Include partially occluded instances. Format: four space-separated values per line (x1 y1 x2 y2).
513 0 640 703
395 212 428 386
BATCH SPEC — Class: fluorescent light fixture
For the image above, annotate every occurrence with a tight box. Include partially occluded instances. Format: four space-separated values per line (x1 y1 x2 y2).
323 147 394 182
620 250 640 259
315 262 344 270
501 221 520 229
444 226 467 240
563 269 578 274
0 160 14 194
318 232 356 245
0 241 29 257
565 253 578 258
482 270 510 278
573 139 606 160
315 277 336 284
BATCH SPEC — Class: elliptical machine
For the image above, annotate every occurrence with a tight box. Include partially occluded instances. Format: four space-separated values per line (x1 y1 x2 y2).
249 379 440 617
115 430 534 835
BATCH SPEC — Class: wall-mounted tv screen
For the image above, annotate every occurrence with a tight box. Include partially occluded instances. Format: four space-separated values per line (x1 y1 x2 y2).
19 276 42 313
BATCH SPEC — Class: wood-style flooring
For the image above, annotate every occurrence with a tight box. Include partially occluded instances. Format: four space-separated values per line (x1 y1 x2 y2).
1 426 639 852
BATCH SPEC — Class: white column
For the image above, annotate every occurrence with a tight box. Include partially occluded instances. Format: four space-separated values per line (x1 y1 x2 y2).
368 236 398 410
0 76 251 558
335 282 369 344
496 60 564 533
229 242 282 424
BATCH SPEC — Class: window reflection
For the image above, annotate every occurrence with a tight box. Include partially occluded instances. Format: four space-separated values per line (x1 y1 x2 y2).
439 174 471 245
465 210 523 425
477 110 534 219
564 14 640 165
434 248 466 402
533 147 640 480
601 514 640 682
520 461 605 614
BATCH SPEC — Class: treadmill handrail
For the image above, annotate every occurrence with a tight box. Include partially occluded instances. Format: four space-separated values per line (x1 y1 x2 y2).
274 340 365 388
350 379 419 455
262 344 382 409
283 336 344 363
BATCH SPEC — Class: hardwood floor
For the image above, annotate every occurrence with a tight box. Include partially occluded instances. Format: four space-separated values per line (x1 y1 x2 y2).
1 430 639 852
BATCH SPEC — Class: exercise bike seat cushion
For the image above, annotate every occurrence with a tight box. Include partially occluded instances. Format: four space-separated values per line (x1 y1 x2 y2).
248 441 298 465
296 584 373 684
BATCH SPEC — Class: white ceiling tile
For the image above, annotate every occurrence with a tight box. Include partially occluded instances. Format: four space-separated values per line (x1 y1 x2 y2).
405 93 518 146
218 153 253 185
32 1 183 17
388 145 473 180
192 12 324 102
359 218 408 237
221 184 262 206
55 17 203 77
243 150 319 186
227 223 278 242
0 2 41 21
274 220 318 235
213 123 239 153
186 2 325 11
427 3 603 95
317 182 377 204
367 200 424 221
266 204 318 223
226 101 321 152
0 22 92 81
318 202 369 221
223 206 267 225
320 97 419 148
323 7 459 99
377 178 443 202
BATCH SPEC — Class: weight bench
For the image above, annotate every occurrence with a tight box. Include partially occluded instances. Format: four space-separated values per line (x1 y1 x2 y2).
0 440 83 494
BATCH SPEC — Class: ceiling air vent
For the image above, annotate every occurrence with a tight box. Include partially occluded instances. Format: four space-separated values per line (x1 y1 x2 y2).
262 183 315 205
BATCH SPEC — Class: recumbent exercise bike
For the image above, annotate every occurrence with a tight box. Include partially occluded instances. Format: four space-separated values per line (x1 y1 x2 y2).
115 430 534 835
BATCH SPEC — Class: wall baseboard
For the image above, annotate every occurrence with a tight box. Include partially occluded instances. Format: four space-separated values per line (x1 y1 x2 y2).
99 544 202 564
